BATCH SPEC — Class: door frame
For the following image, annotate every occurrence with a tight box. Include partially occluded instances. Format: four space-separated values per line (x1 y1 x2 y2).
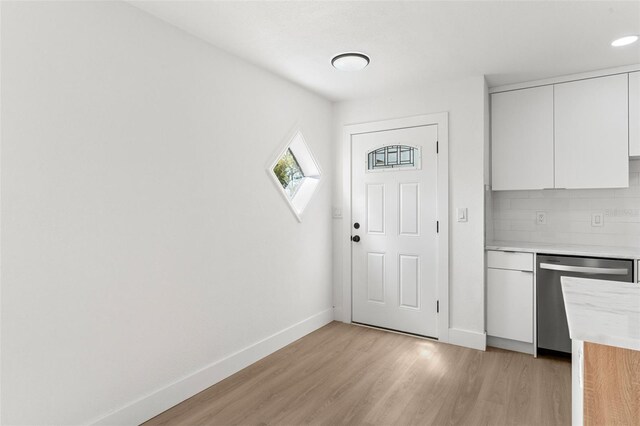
340 113 450 342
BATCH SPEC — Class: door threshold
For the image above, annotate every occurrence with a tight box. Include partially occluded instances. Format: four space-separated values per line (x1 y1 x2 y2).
351 321 438 342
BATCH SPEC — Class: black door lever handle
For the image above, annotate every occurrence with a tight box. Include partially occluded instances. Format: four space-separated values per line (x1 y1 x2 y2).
352 235 360 243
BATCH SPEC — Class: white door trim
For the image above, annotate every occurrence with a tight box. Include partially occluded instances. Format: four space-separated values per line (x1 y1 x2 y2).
340 113 450 342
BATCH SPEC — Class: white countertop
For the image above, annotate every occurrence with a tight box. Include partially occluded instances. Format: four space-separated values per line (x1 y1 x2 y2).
486 240 640 260
561 276 640 351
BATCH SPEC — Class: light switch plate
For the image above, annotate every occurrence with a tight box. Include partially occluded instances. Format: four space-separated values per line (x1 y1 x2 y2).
536 211 547 225
591 211 604 227
332 207 342 219
457 208 468 222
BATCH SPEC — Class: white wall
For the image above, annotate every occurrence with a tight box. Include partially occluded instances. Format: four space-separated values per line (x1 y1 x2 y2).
332 76 488 346
490 160 640 248
1 2 333 424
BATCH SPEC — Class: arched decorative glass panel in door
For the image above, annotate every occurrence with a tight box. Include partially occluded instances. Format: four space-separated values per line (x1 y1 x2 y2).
367 145 420 171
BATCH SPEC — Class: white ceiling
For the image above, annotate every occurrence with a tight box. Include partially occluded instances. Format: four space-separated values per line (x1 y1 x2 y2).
131 1 640 102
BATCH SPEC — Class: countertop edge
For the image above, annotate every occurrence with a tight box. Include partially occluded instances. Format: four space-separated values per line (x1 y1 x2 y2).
486 241 640 260
569 331 640 352
561 276 640 351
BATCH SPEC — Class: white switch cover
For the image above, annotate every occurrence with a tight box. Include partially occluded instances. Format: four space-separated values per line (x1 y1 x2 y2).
591 211 604 227
332 207 342 219
457 208 467 222
536 211 547 225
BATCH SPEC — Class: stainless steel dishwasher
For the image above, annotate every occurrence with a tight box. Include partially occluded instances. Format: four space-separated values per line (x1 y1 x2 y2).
536 254 634 354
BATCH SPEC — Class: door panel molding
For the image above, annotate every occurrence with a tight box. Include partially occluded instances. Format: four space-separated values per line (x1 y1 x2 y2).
366 252 386 303
340 113 449 342
399 254 420 309
399 182 420 236
366 183 385 234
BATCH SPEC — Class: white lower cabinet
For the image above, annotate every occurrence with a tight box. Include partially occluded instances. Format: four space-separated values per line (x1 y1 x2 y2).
486 250 534 346
487 269 533 342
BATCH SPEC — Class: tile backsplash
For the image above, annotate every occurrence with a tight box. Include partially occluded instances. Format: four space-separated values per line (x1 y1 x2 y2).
490 159 640 248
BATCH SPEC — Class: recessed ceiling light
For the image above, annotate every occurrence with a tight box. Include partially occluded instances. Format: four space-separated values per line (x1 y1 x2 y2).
331 53 370 71
611 35 639 47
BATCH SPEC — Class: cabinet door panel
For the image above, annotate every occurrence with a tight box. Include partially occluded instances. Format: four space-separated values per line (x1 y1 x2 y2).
491 86 554 190
630 71 640 157
487 268 533 343
554 74 629 189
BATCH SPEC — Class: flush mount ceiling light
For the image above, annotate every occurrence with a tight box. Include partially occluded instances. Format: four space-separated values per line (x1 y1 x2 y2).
331 52 370 71
611 35 639 47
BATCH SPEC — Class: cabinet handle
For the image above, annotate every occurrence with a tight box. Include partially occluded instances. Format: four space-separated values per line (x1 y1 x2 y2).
539 262 628 275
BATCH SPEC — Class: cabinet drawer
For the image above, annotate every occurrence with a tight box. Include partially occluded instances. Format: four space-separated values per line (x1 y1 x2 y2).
487 250 533 271
487 268 534 343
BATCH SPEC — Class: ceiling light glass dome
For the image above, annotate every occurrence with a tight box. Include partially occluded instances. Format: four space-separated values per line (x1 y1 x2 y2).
331 53 370 71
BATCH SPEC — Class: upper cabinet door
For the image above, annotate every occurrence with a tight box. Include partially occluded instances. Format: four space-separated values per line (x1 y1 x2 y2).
491 86 554 190
630 71 640 157
554 74 629 189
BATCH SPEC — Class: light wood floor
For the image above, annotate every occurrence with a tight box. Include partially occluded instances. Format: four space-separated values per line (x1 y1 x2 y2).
144 322 571 425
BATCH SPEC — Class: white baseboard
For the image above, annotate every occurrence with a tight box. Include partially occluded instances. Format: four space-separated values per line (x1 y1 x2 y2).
90 308 334 425
332 306 351 324
448 327 487 351
487 335 534 355
333 306 343 322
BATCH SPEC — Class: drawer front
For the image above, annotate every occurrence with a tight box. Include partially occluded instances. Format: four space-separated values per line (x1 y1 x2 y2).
486 268 534 343
487 250 534 271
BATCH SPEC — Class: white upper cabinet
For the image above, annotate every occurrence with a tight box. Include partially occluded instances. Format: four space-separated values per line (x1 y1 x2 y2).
554 74 629 189
491 86 554 190
491 70 635 190
630 71 640 157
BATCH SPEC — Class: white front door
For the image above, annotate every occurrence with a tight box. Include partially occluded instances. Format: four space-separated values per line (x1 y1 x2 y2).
351 125 439 338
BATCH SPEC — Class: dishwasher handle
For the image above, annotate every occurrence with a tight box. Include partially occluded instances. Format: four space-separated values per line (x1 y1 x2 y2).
539 262 629 276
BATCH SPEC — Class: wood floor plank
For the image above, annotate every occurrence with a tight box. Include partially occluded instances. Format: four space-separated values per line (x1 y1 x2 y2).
144 322 571 426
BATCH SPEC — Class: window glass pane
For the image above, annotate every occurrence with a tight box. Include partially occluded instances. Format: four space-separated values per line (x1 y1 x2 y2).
273 148 305 197
400 148 411 163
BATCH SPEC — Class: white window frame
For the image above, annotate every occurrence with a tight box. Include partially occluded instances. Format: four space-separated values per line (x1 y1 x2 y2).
267 128 322 222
